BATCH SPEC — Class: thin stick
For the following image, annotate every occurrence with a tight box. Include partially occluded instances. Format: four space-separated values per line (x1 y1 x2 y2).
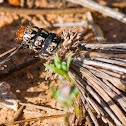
76 62 126 111
84 101 99 126
19 103 65 113
0 7 91 15
0 46 22 66
86 12 104 43
53 21 88 27
113 2 126 8
78 50 126 59
80 43 126 51
11 105 25 122
0 47 16 58
6 113 73 125
67 0 126 24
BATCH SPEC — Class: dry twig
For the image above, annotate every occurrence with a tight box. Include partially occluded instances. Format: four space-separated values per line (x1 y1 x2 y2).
19 102 65 114
0 46 22 66
0 7 91 15
86 12 104 43
67 0 126 24
80 42 126 49
10 105 25 122
53 21 88 27
113 2 126 8
0 47 16 59
6 113 73 125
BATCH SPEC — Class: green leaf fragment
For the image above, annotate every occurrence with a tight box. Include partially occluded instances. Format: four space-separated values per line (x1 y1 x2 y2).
44 64 55 71
61 62 67 71
75 104 80 116
54 56 62 68
67 53 72 71
54 55 61 63
50 86 57 99
70 87 79 98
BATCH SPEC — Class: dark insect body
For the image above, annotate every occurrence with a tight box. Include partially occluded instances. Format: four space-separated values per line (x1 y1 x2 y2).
17 25 63 58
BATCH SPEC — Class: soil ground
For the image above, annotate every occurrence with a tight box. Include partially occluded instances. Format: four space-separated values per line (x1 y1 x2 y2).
0 0 126 125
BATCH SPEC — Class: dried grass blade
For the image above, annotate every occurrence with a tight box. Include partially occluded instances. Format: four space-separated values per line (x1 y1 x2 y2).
82 63 126 91
77 85 100 126
69 68 122 125
74 64 126 125
83 59 126 75
93 57 126 67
